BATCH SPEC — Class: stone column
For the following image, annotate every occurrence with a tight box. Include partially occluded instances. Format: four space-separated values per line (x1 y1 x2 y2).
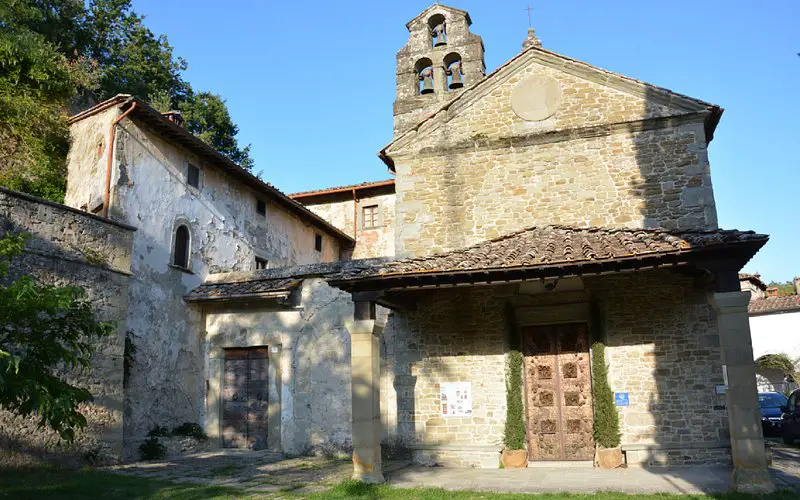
346 304 384 484
711 291 774 493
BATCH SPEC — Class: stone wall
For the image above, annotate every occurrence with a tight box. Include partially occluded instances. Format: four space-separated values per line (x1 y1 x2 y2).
0 187 134 466
304 192 396 259
65 112 345 459
202 278 355 456
388 50 718 258
381 270 730 468
588 270 730 466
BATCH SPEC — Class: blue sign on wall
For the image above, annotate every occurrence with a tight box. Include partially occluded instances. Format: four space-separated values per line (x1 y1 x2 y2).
614 392 629 407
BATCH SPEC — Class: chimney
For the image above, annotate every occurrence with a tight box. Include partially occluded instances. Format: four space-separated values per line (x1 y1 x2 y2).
795 276 800 295
767 287 779 298
162 110 185 127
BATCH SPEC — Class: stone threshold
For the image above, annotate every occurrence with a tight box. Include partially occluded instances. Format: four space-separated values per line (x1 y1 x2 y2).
528 460 593 468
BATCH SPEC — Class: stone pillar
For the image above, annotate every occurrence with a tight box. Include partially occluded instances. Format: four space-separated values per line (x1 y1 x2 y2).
711 291 774 494
346 303 384 484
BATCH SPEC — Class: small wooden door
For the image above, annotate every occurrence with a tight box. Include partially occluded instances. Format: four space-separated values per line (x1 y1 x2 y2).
222 347 269 449
522 323 594 461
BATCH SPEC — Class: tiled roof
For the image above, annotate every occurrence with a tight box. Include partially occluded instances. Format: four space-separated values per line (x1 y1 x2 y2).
185 277 302 302
739 273 768 291
289 180 395 198
749 295 800 315
332 226 768 282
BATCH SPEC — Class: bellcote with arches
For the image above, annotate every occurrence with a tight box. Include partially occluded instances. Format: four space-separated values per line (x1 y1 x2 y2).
393 4 485 137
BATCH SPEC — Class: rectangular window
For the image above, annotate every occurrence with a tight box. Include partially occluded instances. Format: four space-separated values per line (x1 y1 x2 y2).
314 233 322 252
187 163 200 188
362 204 379 229
255 256 268 270
256 199 266 216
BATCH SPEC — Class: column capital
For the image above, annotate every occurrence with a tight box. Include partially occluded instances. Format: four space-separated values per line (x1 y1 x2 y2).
710 291 751 314
345 319 382 337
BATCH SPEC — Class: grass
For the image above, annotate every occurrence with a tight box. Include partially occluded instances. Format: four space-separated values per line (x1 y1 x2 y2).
0 468 797 500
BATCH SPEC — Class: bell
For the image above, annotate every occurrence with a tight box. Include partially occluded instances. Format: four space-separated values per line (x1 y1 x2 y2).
449 67 463 90
420 69 434 94
434 36 447 47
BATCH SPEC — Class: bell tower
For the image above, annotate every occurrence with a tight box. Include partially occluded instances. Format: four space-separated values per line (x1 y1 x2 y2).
393 4 485 137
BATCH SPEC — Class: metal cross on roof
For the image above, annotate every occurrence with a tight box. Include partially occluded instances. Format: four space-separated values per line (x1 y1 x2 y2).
525 4 533 28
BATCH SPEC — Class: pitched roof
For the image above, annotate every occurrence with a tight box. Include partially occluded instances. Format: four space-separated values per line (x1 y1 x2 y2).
69 95 354 244
749 295 800 316
739 273 768 291
329 226 768 290
378 45 722 171
185 277 302 303
289 179 395 199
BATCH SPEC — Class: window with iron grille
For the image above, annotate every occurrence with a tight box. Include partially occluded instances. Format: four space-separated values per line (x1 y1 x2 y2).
255 256 268 270
362 204 379 229
187 163 200 188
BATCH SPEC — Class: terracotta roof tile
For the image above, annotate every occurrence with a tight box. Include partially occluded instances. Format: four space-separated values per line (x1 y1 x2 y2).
186 277 302 302
749 295 800 315
289 179 395 198
333 225 767 282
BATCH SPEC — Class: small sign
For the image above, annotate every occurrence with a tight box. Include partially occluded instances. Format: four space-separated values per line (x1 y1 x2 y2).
614 392 629 407
440 382 472 417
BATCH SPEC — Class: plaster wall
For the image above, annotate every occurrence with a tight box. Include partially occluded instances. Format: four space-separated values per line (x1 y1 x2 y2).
202 279 355 455
65 113 343 458
0 188 134 465
304 192 396 259
749 312 800 361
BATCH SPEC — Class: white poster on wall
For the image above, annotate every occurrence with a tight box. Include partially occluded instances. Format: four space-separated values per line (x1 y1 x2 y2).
440 382 472 417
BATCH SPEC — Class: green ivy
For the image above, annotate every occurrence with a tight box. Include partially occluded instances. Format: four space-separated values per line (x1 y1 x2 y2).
591 342 620 448
503 350 526 450
139 436 166 460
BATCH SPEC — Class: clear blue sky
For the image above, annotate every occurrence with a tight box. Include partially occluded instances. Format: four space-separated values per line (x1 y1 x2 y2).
133 0 798 283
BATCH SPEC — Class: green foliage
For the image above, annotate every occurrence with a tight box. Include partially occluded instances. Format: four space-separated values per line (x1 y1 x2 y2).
0 0 254 202
502 350 526 450
146 425 170 438
756 353 799 380
171 422 208 440
767 281 797 297
0 232 113 441
123 330 136 388
179 91 254 170
591 342 620 449
138 436 166 460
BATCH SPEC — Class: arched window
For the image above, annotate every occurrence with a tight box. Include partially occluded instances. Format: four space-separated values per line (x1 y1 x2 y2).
444 52 463 90
173 225 190 269
428 14 446 47
415 58 434 95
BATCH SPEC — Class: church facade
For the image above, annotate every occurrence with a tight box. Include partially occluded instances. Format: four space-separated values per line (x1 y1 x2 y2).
0 3 773 492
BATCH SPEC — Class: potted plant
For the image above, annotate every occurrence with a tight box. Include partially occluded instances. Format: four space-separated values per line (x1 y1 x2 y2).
502 350 528 468
592 341 623 468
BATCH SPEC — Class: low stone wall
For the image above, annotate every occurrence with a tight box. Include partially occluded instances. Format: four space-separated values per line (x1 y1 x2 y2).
0 187 135 466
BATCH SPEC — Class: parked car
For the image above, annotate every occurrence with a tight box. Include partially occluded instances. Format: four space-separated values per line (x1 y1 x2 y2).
759 392 788 436
781 389 800 444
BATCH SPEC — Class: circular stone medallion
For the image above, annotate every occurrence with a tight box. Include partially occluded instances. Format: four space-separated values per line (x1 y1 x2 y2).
510 75 562 121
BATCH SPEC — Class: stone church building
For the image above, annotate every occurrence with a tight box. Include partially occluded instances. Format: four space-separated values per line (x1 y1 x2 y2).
0 4 773 492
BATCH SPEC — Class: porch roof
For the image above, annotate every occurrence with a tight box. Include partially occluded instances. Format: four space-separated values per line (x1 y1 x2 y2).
185 277 302 303
328 225 768 292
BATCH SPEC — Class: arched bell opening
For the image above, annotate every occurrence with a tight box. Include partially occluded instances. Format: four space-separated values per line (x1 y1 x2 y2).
428 14 446 47
443 52 463 90
415 58 435 95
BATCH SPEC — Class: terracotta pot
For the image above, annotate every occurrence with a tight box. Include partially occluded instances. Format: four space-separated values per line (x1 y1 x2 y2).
501 449 528 468
595 446 624 469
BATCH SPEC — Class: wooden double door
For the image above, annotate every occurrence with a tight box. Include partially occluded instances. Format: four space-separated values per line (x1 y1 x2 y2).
522 323 594 461
222 347 269 449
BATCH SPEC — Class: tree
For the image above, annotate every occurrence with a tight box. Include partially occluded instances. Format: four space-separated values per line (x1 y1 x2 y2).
503 349 526 450
0 0 97 202
767 281 797 297
591 342 620 448
0 233 112 441
179 91 254 170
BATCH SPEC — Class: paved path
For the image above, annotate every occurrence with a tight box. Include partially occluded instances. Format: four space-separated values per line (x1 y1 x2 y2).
107 444 800 495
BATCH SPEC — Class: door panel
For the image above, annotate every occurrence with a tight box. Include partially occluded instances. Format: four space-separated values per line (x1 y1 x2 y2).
523 323 594 461
222 348 269 449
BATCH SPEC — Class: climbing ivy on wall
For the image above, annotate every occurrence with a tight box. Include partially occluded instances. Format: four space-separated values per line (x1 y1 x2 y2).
503 350 526 450
591 341 621 448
